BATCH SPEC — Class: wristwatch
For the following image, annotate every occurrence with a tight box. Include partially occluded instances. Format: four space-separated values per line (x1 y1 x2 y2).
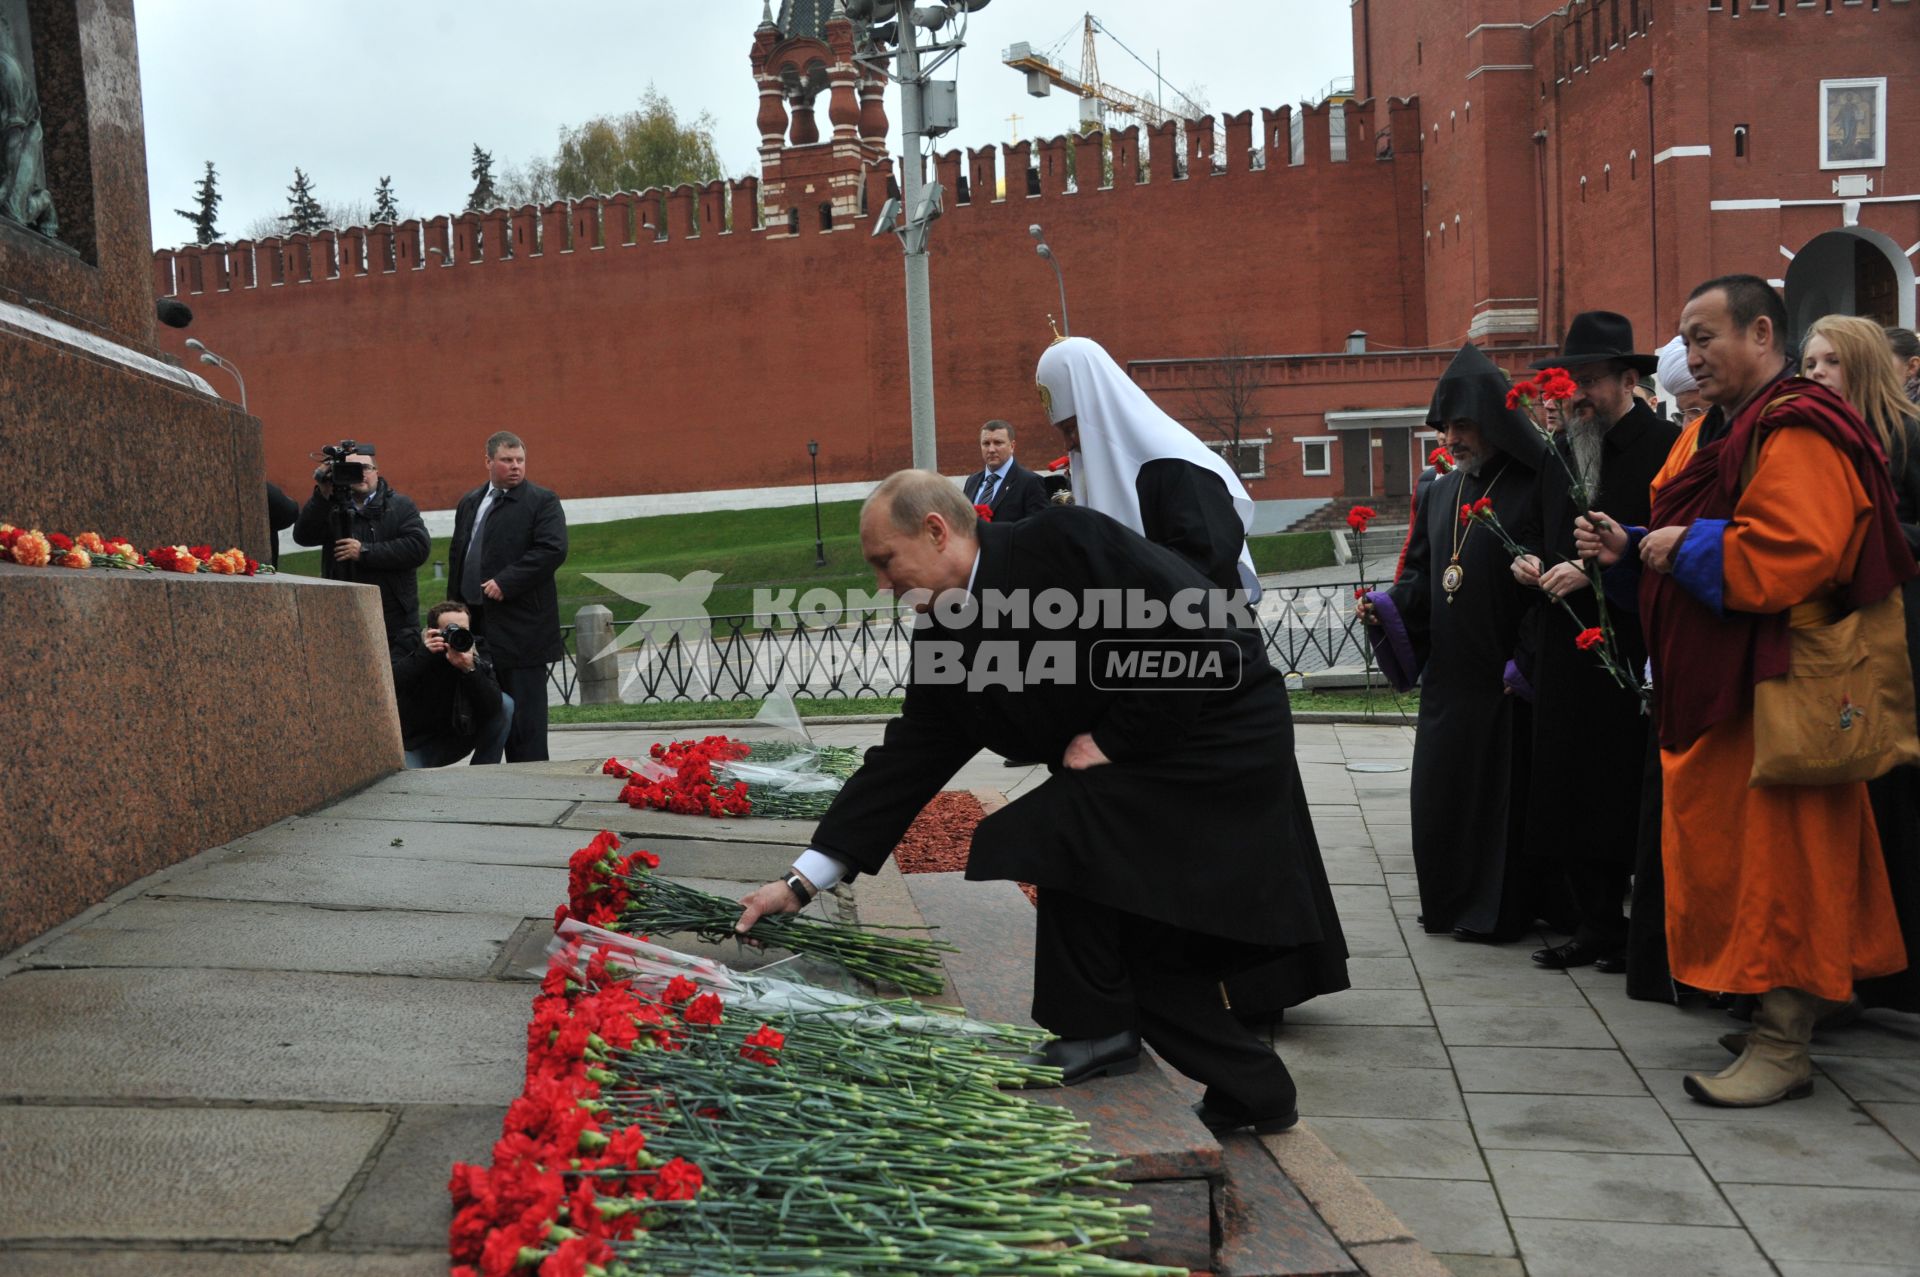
782 870 815 908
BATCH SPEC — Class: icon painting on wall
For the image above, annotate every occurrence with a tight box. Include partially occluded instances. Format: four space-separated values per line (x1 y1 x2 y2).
1821 77 1886 170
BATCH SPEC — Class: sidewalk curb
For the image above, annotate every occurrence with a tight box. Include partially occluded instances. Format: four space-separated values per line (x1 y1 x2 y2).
1261 1125 1454 1276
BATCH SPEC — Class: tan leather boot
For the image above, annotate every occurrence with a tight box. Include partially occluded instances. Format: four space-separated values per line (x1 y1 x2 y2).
1686 987 1819 1107
1717 995 1860 1056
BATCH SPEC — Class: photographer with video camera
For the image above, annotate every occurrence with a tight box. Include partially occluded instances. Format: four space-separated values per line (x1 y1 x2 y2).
391 602 513 768
292 441 429 644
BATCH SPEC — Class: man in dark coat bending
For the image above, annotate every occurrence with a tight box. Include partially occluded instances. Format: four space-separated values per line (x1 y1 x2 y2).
735 470 1325 1134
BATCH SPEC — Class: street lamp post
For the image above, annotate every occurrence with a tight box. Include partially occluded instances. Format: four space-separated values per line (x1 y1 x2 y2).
808 439 826 567
184 338 248 412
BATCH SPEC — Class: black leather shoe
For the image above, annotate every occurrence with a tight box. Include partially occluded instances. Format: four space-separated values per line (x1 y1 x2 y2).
1593 952 1629 974
1022 1030 1142 1085
1452 926 1520 945
1193 1098 1299 1136
1531 939 1625 970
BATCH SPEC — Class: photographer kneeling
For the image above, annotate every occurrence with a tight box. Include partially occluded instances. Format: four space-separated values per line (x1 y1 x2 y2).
393 603 514 768
292 442 429 645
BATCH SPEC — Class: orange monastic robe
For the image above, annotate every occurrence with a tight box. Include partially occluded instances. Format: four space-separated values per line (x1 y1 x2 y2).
1655 422 1907 1002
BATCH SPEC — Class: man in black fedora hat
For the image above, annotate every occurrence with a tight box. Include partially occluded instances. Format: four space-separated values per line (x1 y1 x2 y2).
1510 311 1679 971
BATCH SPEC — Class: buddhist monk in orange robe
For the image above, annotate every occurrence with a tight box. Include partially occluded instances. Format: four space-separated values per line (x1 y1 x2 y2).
1578 275 1913 1108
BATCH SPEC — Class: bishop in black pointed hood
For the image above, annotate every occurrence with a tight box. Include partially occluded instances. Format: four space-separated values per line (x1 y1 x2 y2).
1426 343 1549 469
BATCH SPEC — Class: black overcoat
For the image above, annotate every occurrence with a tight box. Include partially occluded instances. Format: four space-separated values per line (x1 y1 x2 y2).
1523 402 1677 869
446 480 569 668
809 508 1328 949
1391 453 1543 934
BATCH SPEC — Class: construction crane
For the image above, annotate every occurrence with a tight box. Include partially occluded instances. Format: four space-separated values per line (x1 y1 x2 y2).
1002 13 1206 136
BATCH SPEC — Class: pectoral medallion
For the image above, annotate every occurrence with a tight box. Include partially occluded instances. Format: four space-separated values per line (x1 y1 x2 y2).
1443 560 1465 601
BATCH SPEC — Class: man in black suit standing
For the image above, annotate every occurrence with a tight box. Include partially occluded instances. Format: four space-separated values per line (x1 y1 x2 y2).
446 431 569 762
962 420 1051 522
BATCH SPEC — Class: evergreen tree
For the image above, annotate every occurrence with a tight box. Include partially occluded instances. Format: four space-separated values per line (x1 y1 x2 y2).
466 145 499 212
280 167 329 235
372 176 399 224
173 160 221 245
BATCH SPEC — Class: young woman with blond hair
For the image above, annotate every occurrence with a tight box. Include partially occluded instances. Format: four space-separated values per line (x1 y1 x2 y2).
1803 312 1920 1014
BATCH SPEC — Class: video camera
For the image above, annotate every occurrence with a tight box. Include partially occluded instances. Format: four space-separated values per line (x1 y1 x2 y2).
318 440 370 488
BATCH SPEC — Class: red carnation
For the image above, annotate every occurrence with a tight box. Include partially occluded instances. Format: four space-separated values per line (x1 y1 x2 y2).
1346 505 1377 534
1575 627 1605 651
1428 446 1456 472
662 974 699 1006
681 993 723 1026
974 503 994 523
47 532 73 550
740 1022 786 1066
652 1156 704 1201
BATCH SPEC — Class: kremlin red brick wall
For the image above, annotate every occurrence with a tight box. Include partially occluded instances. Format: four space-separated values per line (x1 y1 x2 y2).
154 101 1426 512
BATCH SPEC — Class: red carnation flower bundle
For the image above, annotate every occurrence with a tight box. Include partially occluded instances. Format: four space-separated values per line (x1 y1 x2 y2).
603 736 860 822
1346 505 1377 534
974 503 994 523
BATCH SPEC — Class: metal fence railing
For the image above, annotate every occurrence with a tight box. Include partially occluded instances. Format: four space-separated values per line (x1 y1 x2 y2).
545 582 1382 708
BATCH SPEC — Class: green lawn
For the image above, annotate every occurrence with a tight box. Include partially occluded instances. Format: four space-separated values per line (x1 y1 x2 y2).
276 505 1342 632
279 499 876 628
1288 687 1419 716
1248 530 1337 574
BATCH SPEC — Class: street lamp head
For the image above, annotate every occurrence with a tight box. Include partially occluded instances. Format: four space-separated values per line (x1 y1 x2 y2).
184 338 206 353
808 439 820 457
198 353 220 367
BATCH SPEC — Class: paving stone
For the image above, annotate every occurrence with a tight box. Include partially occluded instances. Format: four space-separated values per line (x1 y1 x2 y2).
1384 873 1421 899
1486 1149 1738 1226
1431 1258 1526 1277
1342 916 1415 959
0 1105 388 1241
1464 1094 1687 1154
319 791 575 826
0 968 528 1104
1868 1102 1920 1157
1808 1013 1920 1059
228 815 593 868
1263 1125 1411 1247
1307 1117 1487 1180
1431 1004 1612 1049
1293 1065 1466 1121
1508 1218 1771 1277
1346 1240 1453 1277
1344 957 1421 990
1821 1056 1920 1103
1213 1132 1360 1275
155 848 568 917
366 767 612 802
1329 884 1395 917
1449 1047 1647 1097
1275 1025 1452 1071
1678 1116 1920 1189
28 898 522 979
1417 969 1590 1008
1639 1068 1869 1124
1359 1177 1514 1257
0 1255 446 1277
1723 1184 1920 1267
563 801 815 846
1287 989 1434 1028
334 1105 506 1249
1772 1265 1920 1277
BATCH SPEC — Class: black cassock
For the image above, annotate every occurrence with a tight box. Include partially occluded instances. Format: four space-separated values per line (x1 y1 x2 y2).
1391 453 1544 935
1131 458 1351 1017
1522 403 1678 947
809 508 1321 1112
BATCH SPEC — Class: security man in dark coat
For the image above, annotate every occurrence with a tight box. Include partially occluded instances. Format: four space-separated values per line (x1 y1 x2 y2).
1510 313 1679 971
736 470 1319 1135
290 445 429 643
446 431 568 762
962 420 1052 522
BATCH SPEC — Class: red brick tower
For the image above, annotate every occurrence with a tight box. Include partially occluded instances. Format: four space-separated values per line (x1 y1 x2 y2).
751 0 893 233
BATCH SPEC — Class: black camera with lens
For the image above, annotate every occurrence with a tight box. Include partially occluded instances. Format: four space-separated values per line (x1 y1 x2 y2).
318 439 369 487
440 622 475 654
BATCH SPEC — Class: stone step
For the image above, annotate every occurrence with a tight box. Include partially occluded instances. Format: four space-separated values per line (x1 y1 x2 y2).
901 869 1358 1276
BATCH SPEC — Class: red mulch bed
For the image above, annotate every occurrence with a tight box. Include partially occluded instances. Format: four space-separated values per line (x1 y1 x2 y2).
894 790 1037 904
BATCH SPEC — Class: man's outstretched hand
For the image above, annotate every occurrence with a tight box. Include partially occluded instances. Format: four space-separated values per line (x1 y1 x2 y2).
735 878 804 935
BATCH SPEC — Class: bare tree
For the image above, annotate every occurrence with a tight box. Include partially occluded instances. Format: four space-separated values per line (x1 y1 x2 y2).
1185 327 1267 477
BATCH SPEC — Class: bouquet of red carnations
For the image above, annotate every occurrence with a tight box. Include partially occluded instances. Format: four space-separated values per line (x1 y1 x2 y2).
604 736 861 822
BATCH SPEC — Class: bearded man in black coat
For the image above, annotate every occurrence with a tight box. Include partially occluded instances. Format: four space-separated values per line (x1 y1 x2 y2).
735 471 1324 1134
1509 313 1679 972
1361 344 1548 942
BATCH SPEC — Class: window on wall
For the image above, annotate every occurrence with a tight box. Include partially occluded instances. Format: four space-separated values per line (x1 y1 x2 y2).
1202 435 1271 479
1299 437 1334 477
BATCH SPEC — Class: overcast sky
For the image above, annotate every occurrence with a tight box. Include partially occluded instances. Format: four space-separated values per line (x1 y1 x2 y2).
135 1 1355 248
